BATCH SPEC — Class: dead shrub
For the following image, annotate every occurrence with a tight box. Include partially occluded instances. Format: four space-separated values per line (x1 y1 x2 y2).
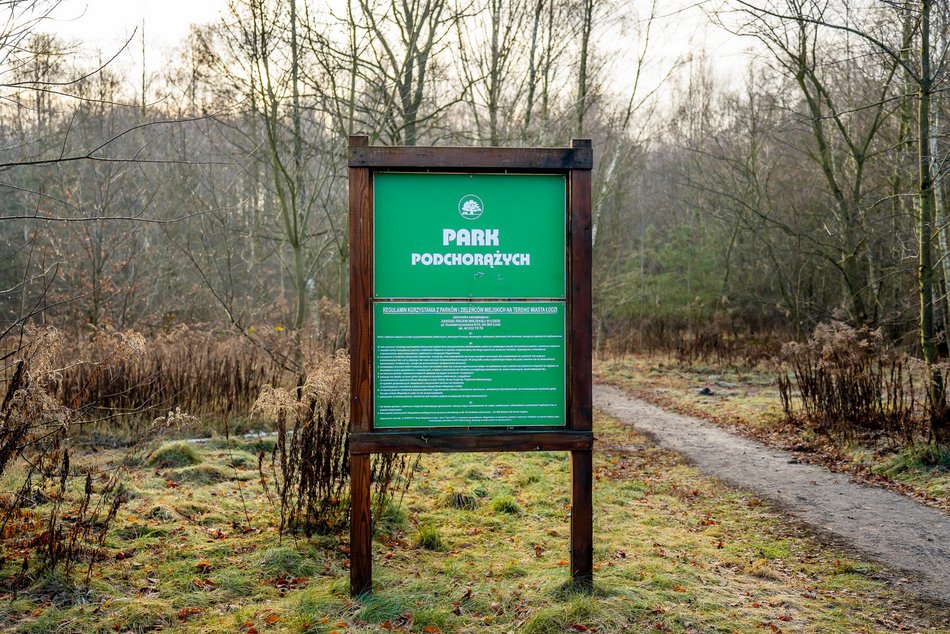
254 351 413 536
778 322 919 444
599 314 787 368
0 327 128 590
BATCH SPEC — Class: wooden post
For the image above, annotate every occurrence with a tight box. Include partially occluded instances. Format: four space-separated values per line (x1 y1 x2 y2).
569 138 593 590
570 450 593 588
350 454 372 595
349 135 373 596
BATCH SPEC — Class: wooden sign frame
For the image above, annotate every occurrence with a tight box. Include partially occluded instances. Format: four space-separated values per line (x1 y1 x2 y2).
348 136 593 596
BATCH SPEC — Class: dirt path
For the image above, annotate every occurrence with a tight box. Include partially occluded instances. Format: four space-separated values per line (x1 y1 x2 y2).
594 384 950 605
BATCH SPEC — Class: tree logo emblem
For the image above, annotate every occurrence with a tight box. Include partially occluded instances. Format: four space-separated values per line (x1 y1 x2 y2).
458 194 484 220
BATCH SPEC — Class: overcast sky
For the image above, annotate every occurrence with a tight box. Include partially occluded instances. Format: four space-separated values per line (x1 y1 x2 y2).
46 0 224 62
41 0 752 95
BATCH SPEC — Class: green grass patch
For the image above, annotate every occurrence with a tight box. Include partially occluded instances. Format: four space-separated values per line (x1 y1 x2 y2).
491 494 522 514
873 443 950 478
259 545 321 577
440 488 479 510
415 524 445 550
165 463 234 486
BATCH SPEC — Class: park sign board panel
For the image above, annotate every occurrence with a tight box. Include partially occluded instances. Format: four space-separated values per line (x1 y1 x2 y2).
374 302 566 428
374 173 566 299
348 138 593 597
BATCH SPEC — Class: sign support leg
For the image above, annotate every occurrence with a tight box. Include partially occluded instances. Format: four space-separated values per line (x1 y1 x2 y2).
570 449 593 591
350 454 372 596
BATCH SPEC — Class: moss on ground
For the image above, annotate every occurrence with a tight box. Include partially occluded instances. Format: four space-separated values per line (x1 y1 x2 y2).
146 441 203 468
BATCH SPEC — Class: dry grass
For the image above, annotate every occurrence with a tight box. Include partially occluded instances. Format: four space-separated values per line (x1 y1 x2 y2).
55 326 296 440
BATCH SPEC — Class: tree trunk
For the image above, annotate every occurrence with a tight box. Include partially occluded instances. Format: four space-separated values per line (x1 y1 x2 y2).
575 0 593 136
917 0 944 429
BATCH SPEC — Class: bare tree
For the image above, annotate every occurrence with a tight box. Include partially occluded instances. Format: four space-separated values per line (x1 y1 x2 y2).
721 0 907 323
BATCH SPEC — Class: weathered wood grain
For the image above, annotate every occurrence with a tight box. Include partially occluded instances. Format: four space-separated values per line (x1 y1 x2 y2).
570 449 593 589
349 454 372 596
350 430 594 454
348 136 372 434
349 144 592 171
569 139 593 433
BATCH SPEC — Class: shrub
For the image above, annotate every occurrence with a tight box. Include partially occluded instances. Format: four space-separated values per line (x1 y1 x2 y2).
778 322 918 444
0 328 126 588
55 326 293 437
254 351 414 536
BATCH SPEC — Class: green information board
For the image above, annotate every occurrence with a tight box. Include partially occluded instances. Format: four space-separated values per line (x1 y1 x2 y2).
374 173 565 299
374 302 566 428
372 172 567 429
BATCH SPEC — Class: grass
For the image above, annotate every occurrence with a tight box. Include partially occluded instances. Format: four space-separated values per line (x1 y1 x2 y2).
596 353 950 510
0 417 946 632
415 525 445 551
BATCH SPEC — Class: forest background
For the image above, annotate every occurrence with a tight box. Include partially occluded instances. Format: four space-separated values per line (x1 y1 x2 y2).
5 0 950 366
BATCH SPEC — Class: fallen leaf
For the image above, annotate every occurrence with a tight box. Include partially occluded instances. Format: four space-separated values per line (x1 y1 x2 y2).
422 627 442 633
177 607 201 621
263 575 309 591
192 577 213 589
206 527 227 540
